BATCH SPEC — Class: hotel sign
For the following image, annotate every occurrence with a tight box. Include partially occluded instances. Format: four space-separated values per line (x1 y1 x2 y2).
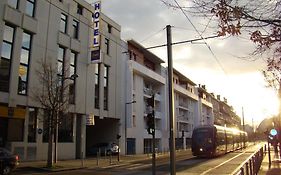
91 1 101 63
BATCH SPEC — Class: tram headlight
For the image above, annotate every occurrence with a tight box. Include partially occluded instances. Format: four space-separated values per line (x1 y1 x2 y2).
199 148 203 152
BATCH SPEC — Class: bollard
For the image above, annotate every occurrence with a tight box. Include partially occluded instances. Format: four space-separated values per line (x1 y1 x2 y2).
240 167 244 175
249 159 253 175
245 162 249 175
0 160 3 175
117 148 120 162
97 151 100 166
109 153 112 165
268 141 271 166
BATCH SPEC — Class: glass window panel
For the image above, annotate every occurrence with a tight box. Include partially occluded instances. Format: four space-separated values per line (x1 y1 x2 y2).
104 78 107 87
58 47 64 61
8 0 18 8
3 26 14 42
22 33 31 49
95 64 99 74
18 81 27 94
25 1 35 16
28 107 37 142
19 65 28 81
1 42 12 59
57 61 63 75
20 49 29 64
104 67 108 77
0 59 10 92
70 66 75 76
70 52 75 65
60 14 67 33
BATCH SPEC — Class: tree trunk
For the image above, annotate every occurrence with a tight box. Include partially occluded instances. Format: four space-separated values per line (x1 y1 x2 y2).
47 114 54 168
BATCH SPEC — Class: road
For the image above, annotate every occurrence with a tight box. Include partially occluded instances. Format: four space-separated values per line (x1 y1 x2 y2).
14 143 264 175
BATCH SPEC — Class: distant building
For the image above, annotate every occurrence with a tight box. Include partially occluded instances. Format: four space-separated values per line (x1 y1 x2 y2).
195 85 214 126
173 69 198 149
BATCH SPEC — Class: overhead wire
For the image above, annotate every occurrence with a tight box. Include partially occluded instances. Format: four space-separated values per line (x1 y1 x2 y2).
172 0 228 75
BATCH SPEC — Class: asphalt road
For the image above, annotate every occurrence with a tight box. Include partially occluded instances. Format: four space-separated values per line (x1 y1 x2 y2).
13 143 264 175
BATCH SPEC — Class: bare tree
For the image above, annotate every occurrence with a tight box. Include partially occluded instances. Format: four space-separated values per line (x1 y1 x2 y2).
32 61 74 167
161 0 281 85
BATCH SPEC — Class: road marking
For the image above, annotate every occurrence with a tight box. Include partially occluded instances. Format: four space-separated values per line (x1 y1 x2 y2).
200 151 246 175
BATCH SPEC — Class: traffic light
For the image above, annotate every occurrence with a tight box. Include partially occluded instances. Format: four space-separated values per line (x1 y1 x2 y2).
147 95 155 108
146 113 155 135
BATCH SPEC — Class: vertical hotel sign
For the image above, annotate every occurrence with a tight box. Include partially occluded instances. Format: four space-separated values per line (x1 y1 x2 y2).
91 1 101 63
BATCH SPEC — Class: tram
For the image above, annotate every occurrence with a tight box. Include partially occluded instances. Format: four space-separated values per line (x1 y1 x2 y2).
191 125 247 157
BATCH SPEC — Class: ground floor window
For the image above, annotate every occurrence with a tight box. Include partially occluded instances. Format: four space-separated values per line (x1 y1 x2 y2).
144 138 160 154
6 118 24 142
28 107 37 142
58 113 74 142
43 111 74 143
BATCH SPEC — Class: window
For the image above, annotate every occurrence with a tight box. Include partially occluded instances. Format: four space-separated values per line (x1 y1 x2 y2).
58 113 73 142
105 38 110 55
25 0 36 17
69 51 77 104
43 110 49 142
57 46 65 101
57 46 65 77
77 4 83 15
60 13 67 33
94 64 100 109
72 20 79 39
28 108 37 142
7 118 24 141
8 0 18 9
18 32 32 95
104 65 109 110
0 25 15 92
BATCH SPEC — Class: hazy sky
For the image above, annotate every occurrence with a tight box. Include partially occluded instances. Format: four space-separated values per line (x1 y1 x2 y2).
87 0 279 125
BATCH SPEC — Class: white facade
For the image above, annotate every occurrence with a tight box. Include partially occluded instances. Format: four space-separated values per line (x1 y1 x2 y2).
172 70 199 149
0 0 123 160
123 40 168 154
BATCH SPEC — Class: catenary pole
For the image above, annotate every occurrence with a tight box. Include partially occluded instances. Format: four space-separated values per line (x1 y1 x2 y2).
167 25 176 175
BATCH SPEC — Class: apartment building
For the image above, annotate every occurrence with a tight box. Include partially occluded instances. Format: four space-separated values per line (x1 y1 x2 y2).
172 69 198 149
0 0 123 160
195 85 214 126
124 40 167 154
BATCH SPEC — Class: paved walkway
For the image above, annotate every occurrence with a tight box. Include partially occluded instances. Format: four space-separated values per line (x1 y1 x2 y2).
259 149 281 175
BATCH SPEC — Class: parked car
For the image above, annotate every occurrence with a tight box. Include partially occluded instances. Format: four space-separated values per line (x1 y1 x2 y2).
0 148 19 175
87 142 119 156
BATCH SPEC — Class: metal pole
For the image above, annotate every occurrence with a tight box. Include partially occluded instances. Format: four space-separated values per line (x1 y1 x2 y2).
152 111 156 175
167 25 176 175
242 107 245 148
125 104 127 155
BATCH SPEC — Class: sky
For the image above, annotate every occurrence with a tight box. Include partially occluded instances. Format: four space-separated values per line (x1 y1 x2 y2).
87 0 279 126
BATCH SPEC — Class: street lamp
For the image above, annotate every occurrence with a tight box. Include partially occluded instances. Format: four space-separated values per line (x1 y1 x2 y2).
125 100 136 155
55 73 78 163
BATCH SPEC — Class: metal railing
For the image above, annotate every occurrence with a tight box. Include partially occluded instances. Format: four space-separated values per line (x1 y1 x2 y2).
232 145 266 175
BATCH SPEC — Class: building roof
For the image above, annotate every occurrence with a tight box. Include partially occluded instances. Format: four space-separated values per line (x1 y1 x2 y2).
127 40 165 64
173 69 196 86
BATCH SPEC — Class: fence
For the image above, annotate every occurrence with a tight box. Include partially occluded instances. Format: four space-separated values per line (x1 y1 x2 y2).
232 144 266 175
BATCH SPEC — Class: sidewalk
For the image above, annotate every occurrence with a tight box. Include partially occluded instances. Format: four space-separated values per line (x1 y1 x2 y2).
15 151 173 173
259 149 281 175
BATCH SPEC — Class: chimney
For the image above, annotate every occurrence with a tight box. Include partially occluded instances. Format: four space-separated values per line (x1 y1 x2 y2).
224 97 227 103
217 95 220 100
